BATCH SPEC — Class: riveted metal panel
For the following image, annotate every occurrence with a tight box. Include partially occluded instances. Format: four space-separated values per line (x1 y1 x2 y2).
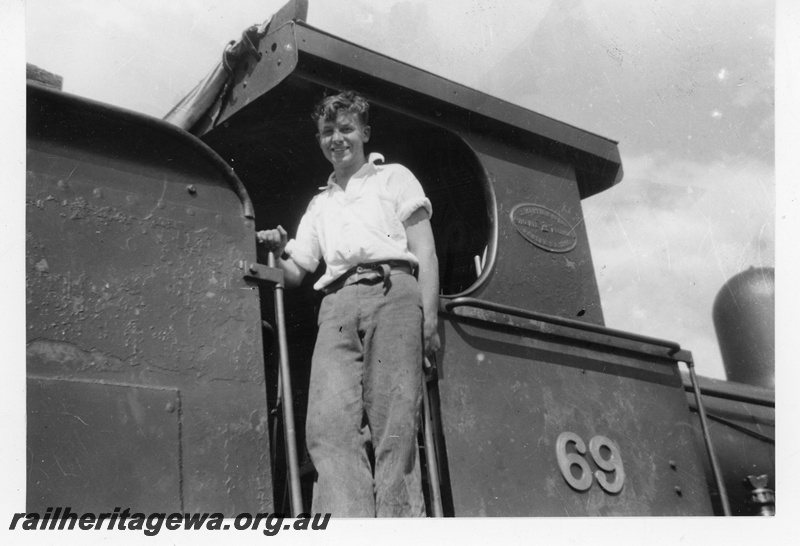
461 144 604 324
436 313 714 516
26 85 272 514
217 22 300 126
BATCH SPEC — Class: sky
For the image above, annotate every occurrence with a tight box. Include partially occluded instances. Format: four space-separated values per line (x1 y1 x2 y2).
23 0 778 381
5 0 800 539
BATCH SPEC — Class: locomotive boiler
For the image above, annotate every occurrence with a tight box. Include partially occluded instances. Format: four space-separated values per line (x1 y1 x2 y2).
25 0 774 517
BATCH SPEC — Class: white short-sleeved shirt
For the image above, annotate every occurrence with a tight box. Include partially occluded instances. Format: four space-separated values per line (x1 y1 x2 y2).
285 153 432 291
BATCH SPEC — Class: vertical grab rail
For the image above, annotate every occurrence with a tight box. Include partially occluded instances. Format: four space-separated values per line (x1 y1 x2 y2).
422 358 444 517
680 351 731 516
268 251 304 516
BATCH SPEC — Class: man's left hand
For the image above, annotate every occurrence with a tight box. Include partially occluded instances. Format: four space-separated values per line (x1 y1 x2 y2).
423 320 440 357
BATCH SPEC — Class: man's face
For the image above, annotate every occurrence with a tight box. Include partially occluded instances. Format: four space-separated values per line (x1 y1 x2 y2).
316 112 370 171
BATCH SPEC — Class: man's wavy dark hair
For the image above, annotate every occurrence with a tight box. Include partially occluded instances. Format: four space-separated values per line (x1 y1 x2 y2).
311 90 370 127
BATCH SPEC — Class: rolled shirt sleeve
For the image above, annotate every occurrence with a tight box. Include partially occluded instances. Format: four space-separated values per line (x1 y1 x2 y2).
391 164 433 222
397 196 432 223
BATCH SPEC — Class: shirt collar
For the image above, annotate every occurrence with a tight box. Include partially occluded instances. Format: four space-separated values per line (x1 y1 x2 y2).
319 153 385 190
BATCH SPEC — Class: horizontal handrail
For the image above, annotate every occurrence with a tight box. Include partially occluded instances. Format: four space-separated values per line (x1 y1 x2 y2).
441 296 681 352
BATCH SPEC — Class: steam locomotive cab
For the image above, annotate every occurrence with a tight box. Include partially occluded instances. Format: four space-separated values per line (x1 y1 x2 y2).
25 0 773 518
187 6 714 516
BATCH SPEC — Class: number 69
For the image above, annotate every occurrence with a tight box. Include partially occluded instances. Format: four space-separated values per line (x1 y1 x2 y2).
555 432 626 494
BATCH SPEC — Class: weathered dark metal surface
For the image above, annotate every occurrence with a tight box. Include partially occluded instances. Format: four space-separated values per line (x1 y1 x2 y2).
454 147 603 321
26 84 272 514
442 298 682 356
684 376 775 516
27 378 181 512
435 310 714 516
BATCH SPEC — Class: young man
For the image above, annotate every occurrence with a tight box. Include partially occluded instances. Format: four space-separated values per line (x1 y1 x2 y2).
257 91 440 517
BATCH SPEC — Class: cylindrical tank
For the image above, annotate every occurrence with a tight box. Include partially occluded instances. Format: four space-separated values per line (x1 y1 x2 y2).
712 267 775 389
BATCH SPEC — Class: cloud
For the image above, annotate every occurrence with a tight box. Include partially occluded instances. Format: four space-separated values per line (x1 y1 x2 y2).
585 152 774 378
478 0 774 163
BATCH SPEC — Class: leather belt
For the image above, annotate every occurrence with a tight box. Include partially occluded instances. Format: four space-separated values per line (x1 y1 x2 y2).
323 260 416 295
